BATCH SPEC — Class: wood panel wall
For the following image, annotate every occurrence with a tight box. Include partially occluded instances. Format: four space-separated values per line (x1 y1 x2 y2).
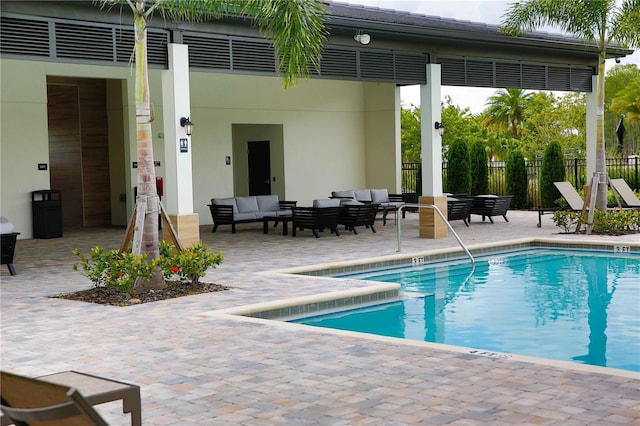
47 77 111 228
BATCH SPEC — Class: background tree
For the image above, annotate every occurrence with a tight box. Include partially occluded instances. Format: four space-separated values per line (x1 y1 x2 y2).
482 88 531 138
540 141 566 207
506 150 528 208
401 105 421 162
502 0 640 211
520 92 586 159
606 64 640 156
446 139 471 195
100 0 327 289
470 141 489 195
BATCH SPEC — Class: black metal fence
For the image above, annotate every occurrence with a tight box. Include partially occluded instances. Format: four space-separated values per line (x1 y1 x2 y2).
402 156 640 208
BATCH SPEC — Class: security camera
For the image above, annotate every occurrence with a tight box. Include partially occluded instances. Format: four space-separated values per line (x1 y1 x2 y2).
615 58 621 64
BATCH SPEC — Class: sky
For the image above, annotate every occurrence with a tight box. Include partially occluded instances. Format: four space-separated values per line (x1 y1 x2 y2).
340 0 640 113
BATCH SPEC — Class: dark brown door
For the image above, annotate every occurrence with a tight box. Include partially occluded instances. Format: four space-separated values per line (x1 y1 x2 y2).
248 141 271 195
47 83 84 228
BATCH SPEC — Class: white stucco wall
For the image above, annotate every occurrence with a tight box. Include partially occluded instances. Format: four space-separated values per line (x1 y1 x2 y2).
1 57 400 236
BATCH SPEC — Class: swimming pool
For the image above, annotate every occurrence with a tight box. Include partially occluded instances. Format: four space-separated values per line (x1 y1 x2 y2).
293 248 640 372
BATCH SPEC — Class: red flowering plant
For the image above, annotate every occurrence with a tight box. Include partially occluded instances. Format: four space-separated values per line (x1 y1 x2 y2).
157 241 223 284
73 242 223 296
72 247 154 296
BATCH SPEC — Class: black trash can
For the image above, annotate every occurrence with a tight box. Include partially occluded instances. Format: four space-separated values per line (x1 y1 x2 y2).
32 190 63 238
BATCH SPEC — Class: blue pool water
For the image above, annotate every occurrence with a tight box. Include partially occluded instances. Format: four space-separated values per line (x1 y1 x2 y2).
294 249 640 371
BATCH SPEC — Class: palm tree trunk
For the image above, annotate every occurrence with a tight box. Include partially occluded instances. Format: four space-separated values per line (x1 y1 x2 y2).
133 4 164 289
595 53 608 211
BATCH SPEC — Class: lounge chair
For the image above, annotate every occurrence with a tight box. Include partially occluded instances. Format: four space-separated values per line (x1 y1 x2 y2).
536 182 586 228
610 178 640 209
553 181 585 211
468 195 513 223
447 197 472 226
1 371 109 426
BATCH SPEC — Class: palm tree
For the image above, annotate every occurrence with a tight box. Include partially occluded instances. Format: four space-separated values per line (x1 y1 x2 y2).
482 88 531 138
99 0 327 289
501 0 640 211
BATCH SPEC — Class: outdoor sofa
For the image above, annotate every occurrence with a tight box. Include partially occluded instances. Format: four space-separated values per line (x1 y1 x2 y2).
330 189 404 225
208 195 296 233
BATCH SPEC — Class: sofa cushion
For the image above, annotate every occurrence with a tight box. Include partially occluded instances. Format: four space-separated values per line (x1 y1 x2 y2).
234 212 258 221
313 198 341 208
212 197 238 213
340 199 364 206
370 189 390 203
354 189 372 202
257 195 280 212
332 189 355 199
236 196 259 213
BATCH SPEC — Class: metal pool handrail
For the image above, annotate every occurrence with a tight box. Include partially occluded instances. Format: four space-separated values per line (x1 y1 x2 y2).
397 203 475 265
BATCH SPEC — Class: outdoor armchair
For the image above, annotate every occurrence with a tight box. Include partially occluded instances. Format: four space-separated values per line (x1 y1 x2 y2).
1 371 109 426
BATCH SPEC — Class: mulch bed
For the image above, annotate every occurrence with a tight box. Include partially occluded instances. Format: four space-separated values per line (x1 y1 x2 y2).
53 281 231 306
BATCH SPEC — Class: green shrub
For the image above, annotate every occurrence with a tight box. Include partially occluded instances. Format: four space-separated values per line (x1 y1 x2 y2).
540 141 565 207
506 150 527 208
72 247 154 295
158 241 223 284
446 139 471 195
470 141 489 195
552 210 581 233
73 242 224 294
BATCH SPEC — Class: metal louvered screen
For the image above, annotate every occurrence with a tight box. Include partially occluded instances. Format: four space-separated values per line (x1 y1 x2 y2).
495 62 521 88
522 64 546 90
439 56 592 92
0 16 50 57
466 60 494 87
547 66 571 90
1 14 595 91
571 67 593 91
395 53 427 85
232 39 275 73
183 34 231 70
55 22 114 61
440 58 466 86
319 48 357 78
359 51 395 81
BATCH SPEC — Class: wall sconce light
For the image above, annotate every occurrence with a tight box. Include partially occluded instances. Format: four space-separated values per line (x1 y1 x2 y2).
434 121 445 136
354 31 371 45
180 117 194 136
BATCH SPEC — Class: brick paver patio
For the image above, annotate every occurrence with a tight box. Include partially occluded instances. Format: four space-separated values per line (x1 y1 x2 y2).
1 211 638 425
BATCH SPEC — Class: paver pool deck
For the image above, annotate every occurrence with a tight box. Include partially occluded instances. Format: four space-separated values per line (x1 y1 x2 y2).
1 210 639 425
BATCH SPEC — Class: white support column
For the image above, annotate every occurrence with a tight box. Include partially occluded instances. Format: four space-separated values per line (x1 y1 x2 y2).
585 74 598 180
420 64 443 197
418 64 447 239
162 43 199 246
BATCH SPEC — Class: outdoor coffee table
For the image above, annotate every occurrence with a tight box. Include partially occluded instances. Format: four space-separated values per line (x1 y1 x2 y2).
262 215 291 235
36 370 141 425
